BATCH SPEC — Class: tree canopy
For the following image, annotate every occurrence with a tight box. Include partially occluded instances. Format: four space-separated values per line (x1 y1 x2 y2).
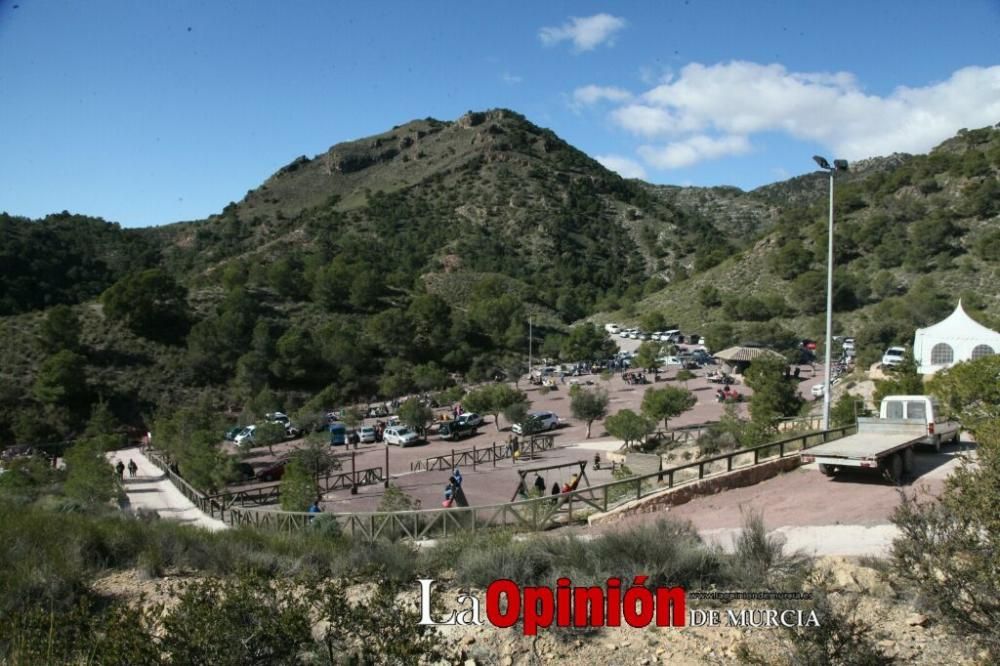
641 386 697 430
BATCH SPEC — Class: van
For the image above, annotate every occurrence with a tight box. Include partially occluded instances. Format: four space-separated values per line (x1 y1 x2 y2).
604 323 620 334
328 422 347 446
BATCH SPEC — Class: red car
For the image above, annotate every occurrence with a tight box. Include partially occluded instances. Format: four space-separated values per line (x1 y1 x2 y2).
255 460 288 482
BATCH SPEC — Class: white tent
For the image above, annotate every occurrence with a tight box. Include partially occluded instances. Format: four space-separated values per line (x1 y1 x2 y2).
913 301 1000 374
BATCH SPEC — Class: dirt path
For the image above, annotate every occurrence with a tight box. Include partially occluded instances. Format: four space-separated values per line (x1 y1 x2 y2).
108 447 228 531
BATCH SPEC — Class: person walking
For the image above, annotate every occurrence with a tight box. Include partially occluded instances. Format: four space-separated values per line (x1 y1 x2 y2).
533 474 546 495
115 460 125 480
127 459 138 478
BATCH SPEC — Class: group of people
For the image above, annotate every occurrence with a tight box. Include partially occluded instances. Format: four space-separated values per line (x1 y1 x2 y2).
622 371 649 385
442 467 466 508
114 459 138 480
715 386 743 403
515 471 582 500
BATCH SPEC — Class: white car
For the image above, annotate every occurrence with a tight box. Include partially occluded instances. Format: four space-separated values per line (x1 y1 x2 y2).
811 383 825 397
882 346 906 367
384 426 419 447
456 412 483 428
234 425 256 447
605 324 620 334
618 330 631 338
512 411 560 436
358 426 377 443
658 355 681 366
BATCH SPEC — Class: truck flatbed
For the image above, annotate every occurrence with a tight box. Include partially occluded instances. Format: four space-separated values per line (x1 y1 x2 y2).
805 420 927 462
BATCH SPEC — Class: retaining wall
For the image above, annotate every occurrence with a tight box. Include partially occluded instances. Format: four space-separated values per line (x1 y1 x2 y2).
588 454 802 526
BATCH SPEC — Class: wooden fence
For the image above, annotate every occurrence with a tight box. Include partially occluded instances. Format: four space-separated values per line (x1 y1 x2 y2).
205 466 385 509
409 434 556 472
226 425 856 540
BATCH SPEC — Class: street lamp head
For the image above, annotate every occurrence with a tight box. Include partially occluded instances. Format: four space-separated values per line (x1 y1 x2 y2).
813 155 831 170
834 159 849 171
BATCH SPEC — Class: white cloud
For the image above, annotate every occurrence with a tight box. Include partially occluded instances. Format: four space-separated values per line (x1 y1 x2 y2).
613 61 1000 163
501 72 523 85
573 85 632 106
638 135 751 169
596 154 647 179
539 13 626 52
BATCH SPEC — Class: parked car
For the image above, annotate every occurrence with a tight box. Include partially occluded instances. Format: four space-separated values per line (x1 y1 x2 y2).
439 419 478 441
658 355 681 366
811 383 825 398
456 412 483 428
256 459 287 482
266 411 290 425
882 346 906 368
512 411 560 436
384 426 419 447
224 426 243 442
605 323 620 334
234 425 256 447
233 462 256 482
618 330 630 338
358 426 377 443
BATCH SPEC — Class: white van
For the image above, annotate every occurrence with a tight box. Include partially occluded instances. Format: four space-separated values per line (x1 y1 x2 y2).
604 323 620 334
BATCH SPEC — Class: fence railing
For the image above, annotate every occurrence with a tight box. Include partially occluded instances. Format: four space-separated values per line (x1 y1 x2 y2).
409 434 556 472
146 450 228 521
652 414 824 446
205 466 385 509
227 425 856 540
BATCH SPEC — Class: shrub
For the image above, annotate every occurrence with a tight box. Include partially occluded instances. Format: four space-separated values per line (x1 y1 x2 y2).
723 510 808 590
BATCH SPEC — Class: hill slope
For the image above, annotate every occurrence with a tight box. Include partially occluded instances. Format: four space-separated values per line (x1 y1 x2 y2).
2 114 998 446
616 125 1000 367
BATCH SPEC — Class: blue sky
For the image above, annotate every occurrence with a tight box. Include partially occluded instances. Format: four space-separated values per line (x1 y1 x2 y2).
1 0 998 228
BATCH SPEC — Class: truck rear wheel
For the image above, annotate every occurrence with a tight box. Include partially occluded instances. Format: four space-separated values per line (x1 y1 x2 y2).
902 448 914 475
818 463 835 477
884 453 903 485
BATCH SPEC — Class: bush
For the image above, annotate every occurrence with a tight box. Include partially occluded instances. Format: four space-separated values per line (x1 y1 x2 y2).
889 420 1000 658
723 510 808 590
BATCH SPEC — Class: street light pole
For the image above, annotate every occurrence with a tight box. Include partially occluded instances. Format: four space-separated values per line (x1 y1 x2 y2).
822 168 835 431
813 155 848 431
528 316 533 376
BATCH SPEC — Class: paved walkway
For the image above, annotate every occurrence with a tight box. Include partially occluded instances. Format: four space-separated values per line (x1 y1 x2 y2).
108 447 227 531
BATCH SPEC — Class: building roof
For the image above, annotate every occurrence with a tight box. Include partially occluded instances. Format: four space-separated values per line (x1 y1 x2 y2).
713 346 785 363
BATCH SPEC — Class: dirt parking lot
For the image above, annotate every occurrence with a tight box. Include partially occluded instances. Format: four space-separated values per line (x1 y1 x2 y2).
230 341 826 512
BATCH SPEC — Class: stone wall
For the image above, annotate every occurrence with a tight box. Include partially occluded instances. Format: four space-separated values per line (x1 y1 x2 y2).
588 455 802 526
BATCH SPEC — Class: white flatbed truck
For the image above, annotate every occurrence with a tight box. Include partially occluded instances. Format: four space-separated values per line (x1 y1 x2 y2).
801 395 960 483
